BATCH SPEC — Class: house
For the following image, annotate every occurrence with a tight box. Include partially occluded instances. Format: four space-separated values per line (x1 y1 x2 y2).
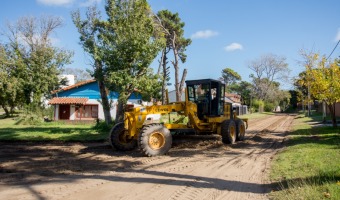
225 93 248 115
48 79 141 121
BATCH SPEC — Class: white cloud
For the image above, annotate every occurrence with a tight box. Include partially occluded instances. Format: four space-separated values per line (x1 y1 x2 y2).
80 0 101 7
191 30 219 39
224 43 243 51
335 28 340 41
37 0 75 6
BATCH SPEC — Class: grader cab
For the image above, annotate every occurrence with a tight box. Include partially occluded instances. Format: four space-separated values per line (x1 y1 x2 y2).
109 79 247 156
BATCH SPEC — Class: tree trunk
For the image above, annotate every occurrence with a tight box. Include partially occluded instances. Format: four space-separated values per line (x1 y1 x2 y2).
327 103 337 128
95 60 112 125
1 105 10 117
161 49 168 105
115 93 130 123
178 69 187 101
10 106 15 114
170 31 181 102
98 80 112 125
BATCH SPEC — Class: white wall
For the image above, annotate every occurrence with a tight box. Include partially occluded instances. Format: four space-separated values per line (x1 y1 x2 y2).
70 105 76 120
54 105 59 120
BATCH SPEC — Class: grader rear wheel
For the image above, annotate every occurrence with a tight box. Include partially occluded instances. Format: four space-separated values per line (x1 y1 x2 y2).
236 120 246 141
221 120 236 144
109 122 137 151
139 124 172 157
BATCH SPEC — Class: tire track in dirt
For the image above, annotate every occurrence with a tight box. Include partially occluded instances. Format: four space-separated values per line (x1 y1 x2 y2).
118 114 294 200
157 114 294 200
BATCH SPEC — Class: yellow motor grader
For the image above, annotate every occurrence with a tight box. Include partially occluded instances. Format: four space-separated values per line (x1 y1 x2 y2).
109 79 248 156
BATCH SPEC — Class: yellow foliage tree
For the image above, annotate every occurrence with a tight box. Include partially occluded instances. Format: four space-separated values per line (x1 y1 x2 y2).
305 55 340 127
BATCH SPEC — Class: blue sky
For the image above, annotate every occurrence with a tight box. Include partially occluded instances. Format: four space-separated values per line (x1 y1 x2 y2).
1 0 340 90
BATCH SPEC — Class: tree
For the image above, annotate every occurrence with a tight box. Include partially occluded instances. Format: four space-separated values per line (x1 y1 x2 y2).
103 0 164 121
294 71 317 113
288 90 298 109
220 67 241 92
221 67 241 86
248 54 290 101
1 15 72 113
0 44 22 116
156 10 191 102
305 55 340 127
74 0 164 122
229 81 252 105
72 6 113 125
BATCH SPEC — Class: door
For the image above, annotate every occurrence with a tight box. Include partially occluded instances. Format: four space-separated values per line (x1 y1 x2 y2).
59 104 70 120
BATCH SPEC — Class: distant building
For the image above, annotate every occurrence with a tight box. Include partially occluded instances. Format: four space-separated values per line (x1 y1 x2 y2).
59 74 75 87
225 93 248 115
168 90 185 103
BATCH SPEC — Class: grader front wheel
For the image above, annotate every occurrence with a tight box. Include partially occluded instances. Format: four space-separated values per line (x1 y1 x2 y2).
109 122 137 151
139 124 172 157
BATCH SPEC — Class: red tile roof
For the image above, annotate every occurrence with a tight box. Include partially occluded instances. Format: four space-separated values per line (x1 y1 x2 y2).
48 97 88 105
51 79 96 94
225 93 241 103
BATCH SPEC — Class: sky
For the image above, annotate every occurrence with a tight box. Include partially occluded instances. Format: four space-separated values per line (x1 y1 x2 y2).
1 0 339 90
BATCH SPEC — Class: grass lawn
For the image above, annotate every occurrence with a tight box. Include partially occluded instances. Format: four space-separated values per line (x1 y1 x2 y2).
270 112 340 200
240 111 275 120
0 115 110 142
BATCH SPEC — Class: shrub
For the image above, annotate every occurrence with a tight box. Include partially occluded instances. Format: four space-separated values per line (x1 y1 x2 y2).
264 101 275 112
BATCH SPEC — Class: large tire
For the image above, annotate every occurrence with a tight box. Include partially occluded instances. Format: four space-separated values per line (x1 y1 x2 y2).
221 120 236 144
235 119 246 141
138 124 172 157
109 122 137 151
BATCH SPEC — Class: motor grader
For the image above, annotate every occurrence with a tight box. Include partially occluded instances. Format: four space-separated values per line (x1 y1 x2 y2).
109 79 248 156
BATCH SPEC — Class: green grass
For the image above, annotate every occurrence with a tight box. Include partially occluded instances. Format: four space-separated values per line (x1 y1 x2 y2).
270 113 340 200
0 115 111 142
239 111 274 120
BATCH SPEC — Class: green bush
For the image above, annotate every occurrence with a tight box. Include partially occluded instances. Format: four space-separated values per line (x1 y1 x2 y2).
264 101 275 112
15 104 53 125
251 99 264 112
93 119 115 131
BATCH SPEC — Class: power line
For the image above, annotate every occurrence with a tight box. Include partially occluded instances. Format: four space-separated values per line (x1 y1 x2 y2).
327 39 340 60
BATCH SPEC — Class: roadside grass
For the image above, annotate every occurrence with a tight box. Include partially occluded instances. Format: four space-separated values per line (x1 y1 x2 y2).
240 111 274 120
0 114 111 142
270 112 340 200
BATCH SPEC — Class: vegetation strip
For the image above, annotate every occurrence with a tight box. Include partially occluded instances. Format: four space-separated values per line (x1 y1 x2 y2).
270 113 340 200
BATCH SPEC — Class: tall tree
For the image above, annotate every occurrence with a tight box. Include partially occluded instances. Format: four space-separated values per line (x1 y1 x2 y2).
74 0 164 122
220 67 241 92
72 6 113 125
305 55 340 127
0 44 22 116
156 10 191 102
103 0 164 121
248 54 290 101
1 15 72 110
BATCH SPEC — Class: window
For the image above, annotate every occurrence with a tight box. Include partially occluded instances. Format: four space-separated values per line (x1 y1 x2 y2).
75 105 98 119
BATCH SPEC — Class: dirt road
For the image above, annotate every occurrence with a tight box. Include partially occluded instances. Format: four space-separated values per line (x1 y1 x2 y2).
0 114 294 200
